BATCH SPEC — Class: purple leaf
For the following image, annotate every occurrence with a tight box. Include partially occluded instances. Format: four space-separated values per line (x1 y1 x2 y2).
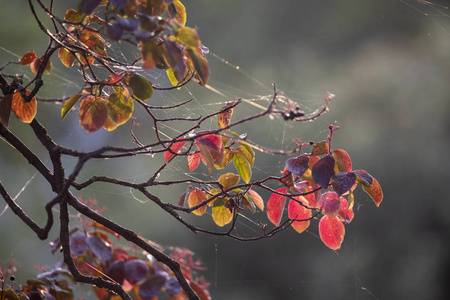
125 259 149 284
332 172 356 195
78 0 102 15
107 22 123 40
285 155 309 177
312 155 335 188
119 17 140 31
110 0 127 9
353 170 373 187
106 260 125 285
87 236 113 262
69 232 89 257
138 271 169 299
165 276 183 296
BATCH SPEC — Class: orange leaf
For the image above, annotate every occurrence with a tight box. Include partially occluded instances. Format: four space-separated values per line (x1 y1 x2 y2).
20 51 37 65
311 140 329 156
247 189 264 211
218 100 235 129
288 196 311 233
187 152 200 171
267 188 287 226
188 189 207 216
319 215 345 250
333 149 352 173
11 90 37 123
79 96 107 133
30 57 52 75
362 177 383 207
58 47 76 68
164 139 187 163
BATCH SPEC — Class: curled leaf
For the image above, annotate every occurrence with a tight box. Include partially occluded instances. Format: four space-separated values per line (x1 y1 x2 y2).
187 48 209 86
61 94 83 119
362 177 383 207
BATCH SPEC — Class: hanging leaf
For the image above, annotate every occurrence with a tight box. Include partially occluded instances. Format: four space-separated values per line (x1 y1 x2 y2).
19 51 37 65
177 26 201 48
69 232 89 257
139 272 168 299
186 48 210 86
353 170 374 187
61 93 83 119
233 150 252 184
236 145 254 166
127 74 153 101
267 188 287 226
311 154 335 188
87 236 113 262
332 149 352 173
166 68 180 87
218 100 235 129
317 191 341 217
187 152 200 171
139 38 159 69
302 155 319 181
30 57 52 75
105 260 125 286
196 142 215 174
319 215 345 250
11 90 37 123
58 47 76 68
247 189 264 211
285 155 309 177
212 200 233 227
0 94 13 127
362 177 383 207
124 259 149 284
173 0 186 26
164 139 186 163
288 196 312 234
218 173 240 189
338 197 354 224
79 96 107 133
188 189 207 216
331 172 356 196
163 38 187 83
104 92 134 131
311 140 329 156
195 133 223 153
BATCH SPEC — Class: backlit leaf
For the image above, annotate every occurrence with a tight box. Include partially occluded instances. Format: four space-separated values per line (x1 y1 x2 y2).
285 155 309 177
354 170 373 187
11 90 37 123
302 155 319 181
338 197 354 224
195 133 223 153
187 152 200 171
163 38 187 82
79 96 107 133
65 9 84 22
233 150 252 184
212 202 233 227
288 196 311 234
173 0 186 26
166 68 180 87
30 57 52 75
317 191 341 217
20 51 36 65
124 259 149 284
187 47 210 86
247 189 264 211
139 38 158 69
331 172 356 196
267 188 287 226
311 155 335 188
87 236 113 261
218 100 235 129
196 142 214 174
236 144 254 166
293 180 317 207
311 140 329 156
188 189 207 216
362 177 383 207
127 74 153 101
61 93 83 119
332 149 352 173
177 26 201 48
319 215 345 250
105 92 134 131
0 94 13 127
164 139 187 163
58 47 76 68
218 173 240 189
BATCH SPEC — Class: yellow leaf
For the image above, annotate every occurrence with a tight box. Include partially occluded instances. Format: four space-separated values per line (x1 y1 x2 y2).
212 204 233 227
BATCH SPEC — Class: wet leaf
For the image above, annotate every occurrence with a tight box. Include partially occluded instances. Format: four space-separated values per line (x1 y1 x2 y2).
0 94 13 127
187 47 209 86
58 47 76 68
218 173 240 189
212 202 233 227
331 172 356 196
11 90 37 123
332 149 352 173
124 259 149 284
177 26 201 48
61 93 83 119
79 96 107 133
317 191 341 217
247 189 264 211
69 232 89 257
285 155 309 177
164 139 186 163
311 154 335 188
319 215 345 250
20 51 37 65
87 236 113 261
233 150 252 184
354 170 374 187
127 74 153 101
188 189 207 216
362 177 383 207
311 140 329 156
267 188 287 226
187 152 201 171
288 196 311 234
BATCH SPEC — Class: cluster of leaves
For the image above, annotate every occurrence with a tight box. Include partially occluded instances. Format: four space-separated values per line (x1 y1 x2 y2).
0 0 209 133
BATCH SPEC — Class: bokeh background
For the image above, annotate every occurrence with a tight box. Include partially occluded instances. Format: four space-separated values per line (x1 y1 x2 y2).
1 1 450 299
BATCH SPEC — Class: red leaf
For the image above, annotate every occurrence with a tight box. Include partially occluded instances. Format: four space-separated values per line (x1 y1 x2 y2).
311 154 335 188
195 133 223 153
293 180 317 207
267 188 287 226
319 215 345 250
164 139 187 163
317 191 341 217
362 177 383 207
187 152 200 171
332 149 352 173
20 51 37 65
285 155 309 177
288 196 311 233
338 197 354 224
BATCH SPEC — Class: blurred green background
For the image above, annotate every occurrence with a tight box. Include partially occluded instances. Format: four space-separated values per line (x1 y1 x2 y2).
1 1 450 299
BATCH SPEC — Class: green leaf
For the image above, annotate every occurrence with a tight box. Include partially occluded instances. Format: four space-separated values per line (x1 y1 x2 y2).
104 92 134 130
127 74 153 101
233 150 252 183
187 48 209 86
79 96 107 133
218 173 240 189
58 47 76 68
61 93 83 119
177 26 201 48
